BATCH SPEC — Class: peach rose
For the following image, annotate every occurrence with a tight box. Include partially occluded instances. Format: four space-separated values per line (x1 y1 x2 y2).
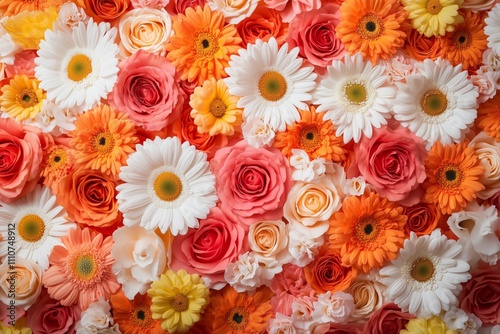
207 0 258 24
346 276 386 322
56 169 122 228
0 258 43 310
470 131 500 199
248 220 289 260
236 5 288 48
118 7 172 58
81 0 131 23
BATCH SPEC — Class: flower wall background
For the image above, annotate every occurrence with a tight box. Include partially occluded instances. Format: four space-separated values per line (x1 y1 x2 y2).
0 0 500 333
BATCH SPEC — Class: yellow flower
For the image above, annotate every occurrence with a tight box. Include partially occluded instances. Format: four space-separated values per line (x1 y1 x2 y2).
0 317 32 334
0 75 45 121
2 7 58 49
401 0 464 37
189 78 242 136
400 316 459 334
147 269 210 333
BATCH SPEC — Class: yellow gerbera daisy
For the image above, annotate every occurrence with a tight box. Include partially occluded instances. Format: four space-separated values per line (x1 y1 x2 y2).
400 316 458 334
0 75 45 121
401 0 464 37
147 269 210 333
189 78 242 136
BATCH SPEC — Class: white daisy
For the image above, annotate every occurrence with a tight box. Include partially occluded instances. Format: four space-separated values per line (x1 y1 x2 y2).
224 37 317 132
393 58 478 149
379 230 471 318
116 136 218 236
0 185 76 270
34 18 119 112
313 52 395 144
485 4 500 55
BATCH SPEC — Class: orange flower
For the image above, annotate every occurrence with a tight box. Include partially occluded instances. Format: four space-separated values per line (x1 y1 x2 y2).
476 94 500 142
0 0 62 16
166 5 242 85
403 202 445 237
304 247 357 294
328 192 407 273
70 104 138 178
78 0 130 23
273 106 347 163
41 143 76 193
335 0 409 63
200 285 274 334
110 290 164 334
423 141 485 215
440 10 488 70
403 29 443 62
236 4 288 48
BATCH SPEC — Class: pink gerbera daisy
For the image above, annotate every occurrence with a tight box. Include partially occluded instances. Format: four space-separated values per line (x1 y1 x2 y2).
42 227 120 311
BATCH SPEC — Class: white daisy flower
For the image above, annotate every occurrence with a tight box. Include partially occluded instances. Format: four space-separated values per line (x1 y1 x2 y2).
0 185 76 270
379 230 471 318
35 18 119 112
313 52 395 144
116 136 218 236
224 37 317 132
485 4 500 55
393 58 478 150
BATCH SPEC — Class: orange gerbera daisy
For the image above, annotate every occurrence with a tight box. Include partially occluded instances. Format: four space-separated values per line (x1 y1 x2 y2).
41 143 76 193
0 0 62 16
200 285 274 334
166 5 242 85
70 104 138 178
328 192 407 273
273 106 347 163
440 10 488 70
42 227 120 311
110 290 164 334
335 0 409 63
423 141 485 215
476 93 500 142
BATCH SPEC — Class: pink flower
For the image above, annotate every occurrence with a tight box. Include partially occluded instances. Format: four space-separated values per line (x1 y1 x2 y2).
364 303 415 334
4 50 37 78
131 0 169 8
109 49 182 131
0 118 48 203
286 4 344 74
211 140 293 225
26 290 81 334
172 0 206 14
170 206 247 288
263 0 321 22
326 323 364 334
348 122 427 205
270 264 313 316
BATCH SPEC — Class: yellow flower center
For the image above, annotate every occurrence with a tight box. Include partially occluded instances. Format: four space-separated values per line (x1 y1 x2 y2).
299 125 322 152
67 54 92 82
355 216 379 243
18 214 45 242
130 305 154 327
47 147 68 169
358 13 385 39
258 71 288 102
437 163 463 189
171 293 189 312
410 258 435 282
420 89 448 116
93 132 115 155
345 83 368 105
154 172 183 202
209 98 227 118
426 0 443 15
452 30 472 50
74 255 97 280
226 306 249 330
17 88 38 108
194 31 220 58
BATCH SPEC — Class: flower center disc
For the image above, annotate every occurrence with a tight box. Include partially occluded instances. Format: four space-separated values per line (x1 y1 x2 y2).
411 257 435 282
130 306 153 327
345 83 368 105
299 125 322 151
209 98 227 118
17 88 38 108
226 306 249 330
358 14 384 39
426 0 443 15
452 30 472 50
355 217 379 243
93 132 115 154
171 293 189 312
74 255 97 280
154 172 183 202
258 71 288 102
437 164 463 189
67 54 92 82
194 31 219 57
421 89 448 116
18 214 45 242
48 148 68 168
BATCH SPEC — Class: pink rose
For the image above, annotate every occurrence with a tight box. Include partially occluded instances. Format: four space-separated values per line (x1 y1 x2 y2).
170 206 247 287
131 0 169 8
27 290 81 334
211 140 293 225
109 49 182 131
348 123 427 205
286 4 344 74
170 0 206 14
460 263 500 325
364 303 415 334
0 118 47 203
326 323 364 334
263 0 321 22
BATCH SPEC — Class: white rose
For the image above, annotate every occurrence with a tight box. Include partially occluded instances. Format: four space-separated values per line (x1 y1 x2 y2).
470 131 500 199
207 0 259 24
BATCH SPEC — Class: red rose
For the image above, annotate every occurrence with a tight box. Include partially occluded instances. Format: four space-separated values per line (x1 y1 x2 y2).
364 303 415 334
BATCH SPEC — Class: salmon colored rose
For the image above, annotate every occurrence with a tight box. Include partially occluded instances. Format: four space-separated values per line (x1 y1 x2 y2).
56 169 122 228
81 0 131 23
403 202 444 236
364 303 415 334
236 5 288 48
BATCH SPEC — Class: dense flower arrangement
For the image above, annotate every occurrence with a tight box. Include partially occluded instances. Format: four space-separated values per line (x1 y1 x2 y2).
1 0 500 333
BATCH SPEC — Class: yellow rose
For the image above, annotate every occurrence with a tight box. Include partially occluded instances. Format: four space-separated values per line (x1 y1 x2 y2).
0 258 43 310
248 220 288 260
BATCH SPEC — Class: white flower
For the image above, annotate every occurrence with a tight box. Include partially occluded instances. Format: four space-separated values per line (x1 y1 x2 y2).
76 297 121 334
472 71 499 103
0 17 20 65
55 2 88 31
290 149 326 182
111 226 167 299
312 291 355 324
29 99 79 136
443 308 482 333
288 229 323 267
485 4 500 55
384 51 418 84
291 295 317 330
241 118 276 148
343 176 367 197
470 131 500 199
267 313 297 334
207 0 259 24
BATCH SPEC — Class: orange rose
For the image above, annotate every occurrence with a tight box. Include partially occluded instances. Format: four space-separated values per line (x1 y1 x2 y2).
403 29 442 62
56 168 122 228
236 5 288 48
403 202 444 237
304 248 357 294
81 0 131 23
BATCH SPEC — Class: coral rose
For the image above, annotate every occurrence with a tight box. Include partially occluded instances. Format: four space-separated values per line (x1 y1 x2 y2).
403 29 442 61
56 168 122 228
211 140 293 225
364 303 415 334
81 0 130 23
236 5 288 48
171 0 206 14
264 0 321 22
109 49 182 131
403 202 444 236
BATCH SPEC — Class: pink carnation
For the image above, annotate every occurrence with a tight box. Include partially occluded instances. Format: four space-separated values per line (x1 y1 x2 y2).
263 0 321 22
270 264 314 316
4 50 37 78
